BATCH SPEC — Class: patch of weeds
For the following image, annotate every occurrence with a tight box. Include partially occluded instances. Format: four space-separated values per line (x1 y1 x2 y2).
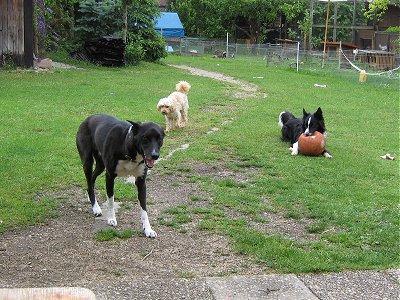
119 202 133 211
236 202 266 215
110 269 124 277
217 179 247 189
178 271 196 279
94 228 136 241
162 170 175 176
306 222 327 234
192 207 224 218
217 268 239 276
284 210 302 220
160 205 192 230
190 195 205 202
214 248 231 257
175 213 191 224
262 204 278 214
199 219 217 231
171 182 180 187
236 159 264 168
252 214 268 224
187 175 203 183
176 166 192 173
166 205 189 215
157 216 180 229
0 52 16 69
198 216 232 231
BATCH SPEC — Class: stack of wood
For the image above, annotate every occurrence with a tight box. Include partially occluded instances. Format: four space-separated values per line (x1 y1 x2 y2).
72 37 125 66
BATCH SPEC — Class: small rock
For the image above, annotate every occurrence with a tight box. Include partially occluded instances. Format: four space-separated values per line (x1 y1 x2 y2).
314 83 327 88
380 153 395 160
35 58 53 70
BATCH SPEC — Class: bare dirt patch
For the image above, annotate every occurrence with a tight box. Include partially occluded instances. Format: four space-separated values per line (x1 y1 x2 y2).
190 161 259 184
252 211 319 242
0 172 267 297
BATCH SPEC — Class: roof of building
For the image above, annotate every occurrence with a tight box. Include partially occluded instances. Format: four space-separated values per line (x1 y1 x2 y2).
155 12 185 38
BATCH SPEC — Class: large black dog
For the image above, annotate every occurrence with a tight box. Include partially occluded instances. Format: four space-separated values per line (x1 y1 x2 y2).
76 114 164 238
278 107 332 158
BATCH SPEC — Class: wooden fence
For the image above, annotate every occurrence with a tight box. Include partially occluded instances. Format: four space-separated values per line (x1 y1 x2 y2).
0 0 33 67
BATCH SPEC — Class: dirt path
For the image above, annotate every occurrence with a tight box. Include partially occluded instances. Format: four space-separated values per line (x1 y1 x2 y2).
169 64 261 98
0 171 266 299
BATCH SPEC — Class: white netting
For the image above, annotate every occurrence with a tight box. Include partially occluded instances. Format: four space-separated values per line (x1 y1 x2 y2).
339 48 400 76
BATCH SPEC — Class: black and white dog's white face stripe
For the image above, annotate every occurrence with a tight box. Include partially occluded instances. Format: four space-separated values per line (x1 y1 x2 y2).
302 107 325 137
304 117 312 135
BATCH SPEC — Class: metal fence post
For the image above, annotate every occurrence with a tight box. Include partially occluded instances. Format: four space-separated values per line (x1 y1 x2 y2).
296 41 300 72
226 32 229 58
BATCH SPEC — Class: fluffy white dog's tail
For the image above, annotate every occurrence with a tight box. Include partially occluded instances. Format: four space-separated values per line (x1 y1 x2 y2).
176 81 191 94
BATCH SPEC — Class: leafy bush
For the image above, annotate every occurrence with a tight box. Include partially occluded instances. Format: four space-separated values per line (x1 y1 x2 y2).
125 30 166 64
141 30 166 62
125 38 144 65
125 0 166 64
43 0 77 52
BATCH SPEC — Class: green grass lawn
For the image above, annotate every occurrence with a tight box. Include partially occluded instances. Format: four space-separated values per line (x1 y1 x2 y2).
163 55 399 272
0 55 398 273
0 62 232 232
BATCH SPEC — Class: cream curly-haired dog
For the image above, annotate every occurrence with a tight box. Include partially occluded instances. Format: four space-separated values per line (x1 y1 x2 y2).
157 81 191 132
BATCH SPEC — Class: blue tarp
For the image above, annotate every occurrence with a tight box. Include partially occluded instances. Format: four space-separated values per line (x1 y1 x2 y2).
155 12 185 38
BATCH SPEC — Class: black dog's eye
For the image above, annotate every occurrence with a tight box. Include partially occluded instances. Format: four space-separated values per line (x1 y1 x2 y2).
143 137 149 143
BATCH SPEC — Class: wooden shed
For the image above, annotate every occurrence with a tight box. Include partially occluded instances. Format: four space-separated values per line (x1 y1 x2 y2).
0 0 34 67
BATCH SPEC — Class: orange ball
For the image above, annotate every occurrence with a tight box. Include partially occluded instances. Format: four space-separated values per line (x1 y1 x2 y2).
298 132 325 156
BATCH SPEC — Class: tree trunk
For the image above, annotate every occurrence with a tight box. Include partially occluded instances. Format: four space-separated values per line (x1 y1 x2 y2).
122 4 128 43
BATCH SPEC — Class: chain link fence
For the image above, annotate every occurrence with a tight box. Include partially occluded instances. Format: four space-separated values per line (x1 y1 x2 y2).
166 37 400 84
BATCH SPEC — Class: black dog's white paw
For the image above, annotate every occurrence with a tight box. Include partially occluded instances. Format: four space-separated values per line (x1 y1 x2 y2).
92 202 102 216
144 228 157 238
107 218 117 227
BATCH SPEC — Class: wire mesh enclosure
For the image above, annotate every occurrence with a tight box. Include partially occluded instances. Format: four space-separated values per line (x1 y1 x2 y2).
166 37 400 83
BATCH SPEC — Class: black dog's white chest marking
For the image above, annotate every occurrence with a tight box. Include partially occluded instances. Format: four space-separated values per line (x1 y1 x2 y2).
115 155 145 177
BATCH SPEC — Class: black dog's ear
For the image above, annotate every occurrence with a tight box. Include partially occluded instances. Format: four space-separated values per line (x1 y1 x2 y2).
303 108 308 117
315 107 323 119
127 120 141 134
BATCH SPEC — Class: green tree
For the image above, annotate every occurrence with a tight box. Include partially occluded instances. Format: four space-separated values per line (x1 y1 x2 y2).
365 0 388 21
75 0 122 43
125 0 166 63
170 0 280 42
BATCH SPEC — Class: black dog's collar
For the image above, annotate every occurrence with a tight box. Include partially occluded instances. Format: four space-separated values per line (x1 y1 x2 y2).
125 125 144 164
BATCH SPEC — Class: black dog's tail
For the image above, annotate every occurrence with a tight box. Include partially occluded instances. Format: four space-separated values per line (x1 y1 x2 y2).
278 111 295 129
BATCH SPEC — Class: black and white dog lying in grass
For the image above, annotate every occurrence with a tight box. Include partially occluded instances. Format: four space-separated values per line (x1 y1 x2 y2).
278 107 332 158
76 114 164 238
